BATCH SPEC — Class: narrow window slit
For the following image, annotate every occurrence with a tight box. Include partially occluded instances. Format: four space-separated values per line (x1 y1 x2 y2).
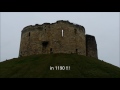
62 30 63 37
76 49 78 53
50 48 53 53
29 32 30 37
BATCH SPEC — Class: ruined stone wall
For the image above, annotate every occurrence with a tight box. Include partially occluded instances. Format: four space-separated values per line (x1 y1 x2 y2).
19 20 86 57
86 34 98 58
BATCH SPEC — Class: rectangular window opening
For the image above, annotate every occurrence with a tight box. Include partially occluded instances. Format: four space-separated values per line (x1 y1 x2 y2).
62 30 63 37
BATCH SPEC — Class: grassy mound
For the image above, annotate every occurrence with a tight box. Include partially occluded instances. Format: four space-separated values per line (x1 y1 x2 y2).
0 54 120 78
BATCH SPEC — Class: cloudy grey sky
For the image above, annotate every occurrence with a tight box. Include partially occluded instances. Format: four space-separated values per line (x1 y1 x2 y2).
0 12 120 67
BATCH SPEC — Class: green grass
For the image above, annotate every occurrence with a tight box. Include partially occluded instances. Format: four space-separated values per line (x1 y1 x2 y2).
0 53 120 78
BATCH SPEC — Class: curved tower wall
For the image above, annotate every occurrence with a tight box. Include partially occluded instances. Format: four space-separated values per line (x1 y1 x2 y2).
19 20 86 57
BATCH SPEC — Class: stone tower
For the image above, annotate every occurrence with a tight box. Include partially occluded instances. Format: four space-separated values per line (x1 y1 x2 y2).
86 34 98 58
19 20 86 57
19 20 98 59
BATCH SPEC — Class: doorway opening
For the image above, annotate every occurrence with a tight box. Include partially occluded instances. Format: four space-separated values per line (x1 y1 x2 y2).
50 48 53 53
76 49 78 53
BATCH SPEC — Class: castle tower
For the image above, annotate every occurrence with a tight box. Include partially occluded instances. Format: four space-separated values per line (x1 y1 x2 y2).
19 20 86 57
86 34 98 59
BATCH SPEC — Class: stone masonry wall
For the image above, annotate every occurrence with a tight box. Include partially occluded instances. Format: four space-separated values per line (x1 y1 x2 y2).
19 20 86 57
86 34 98 58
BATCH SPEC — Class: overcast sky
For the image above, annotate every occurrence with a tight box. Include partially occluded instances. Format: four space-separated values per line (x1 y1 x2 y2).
0 12 120 67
